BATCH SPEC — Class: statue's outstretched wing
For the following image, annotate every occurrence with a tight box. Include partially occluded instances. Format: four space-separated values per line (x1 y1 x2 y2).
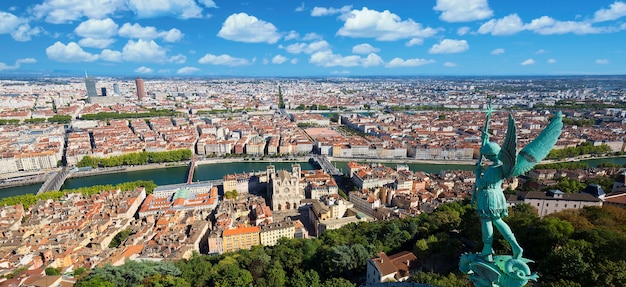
509 112 563 178
499 114 518 178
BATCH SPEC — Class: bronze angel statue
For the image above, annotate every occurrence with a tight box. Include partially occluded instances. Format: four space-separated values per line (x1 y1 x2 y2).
471 105 563 262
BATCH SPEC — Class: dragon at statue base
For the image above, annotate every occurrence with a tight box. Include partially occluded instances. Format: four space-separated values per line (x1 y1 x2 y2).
459 253 539 287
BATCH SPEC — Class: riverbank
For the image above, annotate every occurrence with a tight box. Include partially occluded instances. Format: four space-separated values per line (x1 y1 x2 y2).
328 156 476 165
195 157 308 165
68 162 189 179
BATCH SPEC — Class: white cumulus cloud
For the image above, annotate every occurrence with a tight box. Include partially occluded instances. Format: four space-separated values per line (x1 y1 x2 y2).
596 59 609 64
0 12 23 34
122 39 166 63
478 14 525 36
284 40 330 54
119 23 159 39
429 39 469 54
362 53 384 67
11 24 42 42
127 0 204 19
0 58 37 71
302 33 322 41
491 48 505 55
198 53 250 66
594 1 626 22
118 23 184 42
457 26 470 36
33 0 125 24
444 62 457 67
526 16 607 35
352 43 379 54
79 38 115 49
177 66 200 74
521 59 535 65
198 0 217 8
46 41 99 62
272 55 288 64
295 2 305 12
434 0 493 22
161 28 183 42
217 13 281 44
311 5 352 17
284 31 299 41
385 57 435 68
75 18 118 38
337 7 438 41
168 54 187 64
135 66 153 73
480 13 614 36
0 12 41 41
309 51 383 67
100 49 122 62
405 38 424 47
547 58 557 64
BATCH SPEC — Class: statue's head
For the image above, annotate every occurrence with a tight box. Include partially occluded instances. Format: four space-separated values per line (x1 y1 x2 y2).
481 142 500 160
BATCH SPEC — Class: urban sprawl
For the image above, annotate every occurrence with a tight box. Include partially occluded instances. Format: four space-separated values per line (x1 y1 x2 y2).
0 76 625 285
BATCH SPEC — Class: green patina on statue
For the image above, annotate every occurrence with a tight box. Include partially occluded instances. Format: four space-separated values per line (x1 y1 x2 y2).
460 103 563 287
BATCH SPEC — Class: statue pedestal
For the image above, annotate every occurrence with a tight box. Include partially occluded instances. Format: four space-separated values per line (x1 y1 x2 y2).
459 253 538 287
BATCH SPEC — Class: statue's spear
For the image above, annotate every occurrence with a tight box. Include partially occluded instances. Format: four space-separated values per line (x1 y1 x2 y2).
471 101 493 205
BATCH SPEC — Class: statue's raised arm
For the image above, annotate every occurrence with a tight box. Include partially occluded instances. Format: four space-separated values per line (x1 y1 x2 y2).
499 111 563 179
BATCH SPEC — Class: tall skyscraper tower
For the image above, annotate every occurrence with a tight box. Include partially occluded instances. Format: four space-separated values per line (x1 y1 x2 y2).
85 74 97 99
135 77 146 100
113 83 120 95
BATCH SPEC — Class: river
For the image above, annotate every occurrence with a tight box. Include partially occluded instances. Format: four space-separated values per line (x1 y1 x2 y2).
1 157 624 200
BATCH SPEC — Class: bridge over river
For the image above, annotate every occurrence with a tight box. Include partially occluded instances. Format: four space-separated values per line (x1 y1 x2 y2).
310 155 343 176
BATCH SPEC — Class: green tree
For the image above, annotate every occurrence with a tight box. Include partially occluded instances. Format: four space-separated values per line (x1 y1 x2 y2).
209 257 253 287
74 267 87 277
45 267 61 275
320 277 355 287
411 271 471 287
264 260 286 287
539 239 594 285
142 274 191 287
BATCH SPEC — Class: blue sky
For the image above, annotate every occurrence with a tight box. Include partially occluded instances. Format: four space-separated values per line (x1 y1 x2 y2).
1 0 626 76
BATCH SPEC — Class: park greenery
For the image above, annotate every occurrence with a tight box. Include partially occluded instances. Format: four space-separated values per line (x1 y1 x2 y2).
0 180 155 209
73 200 626 287
76 150 192 168
294 104 330 110
24 118 46 124
543 176 614 194
535 162 589 170
561 117 595 126
0 119 20 125
547 142 612 160
109 229 134 248
535 99 626 110
80 109 178 121
0 115 72 125
224 190 238 200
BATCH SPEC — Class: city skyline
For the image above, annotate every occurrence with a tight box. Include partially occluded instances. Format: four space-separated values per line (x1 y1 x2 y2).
1 1 626 76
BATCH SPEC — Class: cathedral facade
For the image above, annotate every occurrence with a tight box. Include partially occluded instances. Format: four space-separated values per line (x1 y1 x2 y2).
267 164 304 211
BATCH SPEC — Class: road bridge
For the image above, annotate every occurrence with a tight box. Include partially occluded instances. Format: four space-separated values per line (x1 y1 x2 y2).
37 167 70 194
186 158 196 184
311 155 343 176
